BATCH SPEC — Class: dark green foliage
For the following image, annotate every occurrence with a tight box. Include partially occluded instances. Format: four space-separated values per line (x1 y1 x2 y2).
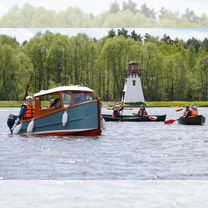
0 30 208 102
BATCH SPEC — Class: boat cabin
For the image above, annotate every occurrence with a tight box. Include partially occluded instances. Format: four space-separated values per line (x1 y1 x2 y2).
33 86 94 118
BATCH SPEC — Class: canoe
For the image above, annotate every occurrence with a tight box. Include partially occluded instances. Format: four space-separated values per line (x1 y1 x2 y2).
102 114 167 122
177 115 206 125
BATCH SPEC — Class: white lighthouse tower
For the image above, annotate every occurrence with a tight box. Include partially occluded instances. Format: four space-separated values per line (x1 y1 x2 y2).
122 61 145 103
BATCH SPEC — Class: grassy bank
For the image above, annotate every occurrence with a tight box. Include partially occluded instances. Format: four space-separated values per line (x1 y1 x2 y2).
146 101 208 107
0 101 24 107
106 101 208 108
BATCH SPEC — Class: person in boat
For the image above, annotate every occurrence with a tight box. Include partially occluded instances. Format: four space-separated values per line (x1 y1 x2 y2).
112 105 123 118
22 96 35 120
183 106 192 118
190 104 198 117
50 98 61 109
49 99 55 108
137 105 148 117
11 96 35 130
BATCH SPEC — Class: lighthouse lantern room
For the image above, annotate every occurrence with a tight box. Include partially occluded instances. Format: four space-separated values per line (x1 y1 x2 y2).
122 61 145 103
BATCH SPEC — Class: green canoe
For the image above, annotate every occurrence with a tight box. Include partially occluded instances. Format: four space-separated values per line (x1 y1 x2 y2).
102 114 167 122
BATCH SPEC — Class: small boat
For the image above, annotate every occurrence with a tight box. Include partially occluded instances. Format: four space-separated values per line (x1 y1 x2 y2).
177 115 206 125
8 86 104 136
102 114 166 122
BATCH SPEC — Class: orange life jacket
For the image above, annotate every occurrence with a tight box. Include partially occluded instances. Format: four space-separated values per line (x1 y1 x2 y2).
191 110 198 117
23 105 35 120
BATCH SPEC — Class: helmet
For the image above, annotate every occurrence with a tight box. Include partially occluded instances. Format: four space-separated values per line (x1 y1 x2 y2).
191 104 197 110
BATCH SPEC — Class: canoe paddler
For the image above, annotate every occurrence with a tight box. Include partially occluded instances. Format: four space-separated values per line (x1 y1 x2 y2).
112 104 124 118
183 106 191 118
190 104 198 117
137 105 148 117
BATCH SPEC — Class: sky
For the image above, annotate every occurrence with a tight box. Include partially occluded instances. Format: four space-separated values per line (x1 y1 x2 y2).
0 28 208 44
0 0 208 17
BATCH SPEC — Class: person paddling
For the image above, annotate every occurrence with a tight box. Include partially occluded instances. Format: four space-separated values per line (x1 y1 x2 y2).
112 105 123 118
137 105 148 117
190 104 198 117
183 106 192 118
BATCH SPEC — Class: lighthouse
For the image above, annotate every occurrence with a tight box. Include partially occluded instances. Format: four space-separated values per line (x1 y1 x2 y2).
122 61 145 103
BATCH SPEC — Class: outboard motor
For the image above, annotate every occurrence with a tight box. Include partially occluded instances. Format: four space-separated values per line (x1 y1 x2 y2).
7 114 18 133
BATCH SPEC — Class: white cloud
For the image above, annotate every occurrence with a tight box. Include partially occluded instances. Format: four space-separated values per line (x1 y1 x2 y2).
1 0 208 15
0 3 8 17
0 28 208 43
138 0 208 15
0 28 34 43
133 28 208 41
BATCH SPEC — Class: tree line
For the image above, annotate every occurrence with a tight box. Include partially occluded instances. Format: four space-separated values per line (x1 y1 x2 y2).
0 2 208 27
0 29 208 102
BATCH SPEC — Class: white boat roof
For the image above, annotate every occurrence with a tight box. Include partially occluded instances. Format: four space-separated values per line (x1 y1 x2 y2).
34 85 94 97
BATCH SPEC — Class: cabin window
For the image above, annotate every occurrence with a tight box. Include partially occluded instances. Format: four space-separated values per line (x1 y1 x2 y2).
132 80 136 86
40 94 61 109
73 93 93 104
63 93 73 107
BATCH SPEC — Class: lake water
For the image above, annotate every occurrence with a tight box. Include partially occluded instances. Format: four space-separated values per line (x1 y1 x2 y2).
0 107 208 180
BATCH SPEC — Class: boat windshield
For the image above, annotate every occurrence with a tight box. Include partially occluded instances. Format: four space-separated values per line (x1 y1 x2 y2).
63 93 73 107
73 93 93 104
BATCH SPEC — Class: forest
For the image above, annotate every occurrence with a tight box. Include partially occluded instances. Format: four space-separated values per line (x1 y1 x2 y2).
0 1 208 27
0 29 208 102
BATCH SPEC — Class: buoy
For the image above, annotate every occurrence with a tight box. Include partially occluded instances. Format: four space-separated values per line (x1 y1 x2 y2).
101 117 106 131
27 119 34 133
13 123 23 135
62 111 68 126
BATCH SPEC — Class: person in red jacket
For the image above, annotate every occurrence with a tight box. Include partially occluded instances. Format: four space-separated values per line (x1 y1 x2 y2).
183 106 191 118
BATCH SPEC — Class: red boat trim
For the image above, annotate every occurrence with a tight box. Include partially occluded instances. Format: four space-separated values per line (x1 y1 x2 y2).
30 129 102 137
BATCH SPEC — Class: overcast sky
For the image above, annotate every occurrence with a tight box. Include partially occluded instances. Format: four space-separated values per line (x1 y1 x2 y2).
0 0 208 17
0 28 208 44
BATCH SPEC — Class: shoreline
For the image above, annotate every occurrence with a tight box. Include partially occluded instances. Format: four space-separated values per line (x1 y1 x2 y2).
1 101 208 108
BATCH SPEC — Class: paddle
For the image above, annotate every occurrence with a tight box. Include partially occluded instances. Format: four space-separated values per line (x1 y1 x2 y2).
164 108 184 124
120 104 124 116
176 108 183 112
164 119 176 124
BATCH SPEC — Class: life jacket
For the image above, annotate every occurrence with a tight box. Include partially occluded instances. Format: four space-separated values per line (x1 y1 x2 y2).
138 109 148 116
112 109 120 118
184 110 191 118
191 110 198 117
23 104 35 120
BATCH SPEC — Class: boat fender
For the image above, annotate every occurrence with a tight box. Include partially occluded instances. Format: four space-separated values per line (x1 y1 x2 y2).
27 119 34 133
101 117 106 131
13 122 23 135
62 111 68 127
